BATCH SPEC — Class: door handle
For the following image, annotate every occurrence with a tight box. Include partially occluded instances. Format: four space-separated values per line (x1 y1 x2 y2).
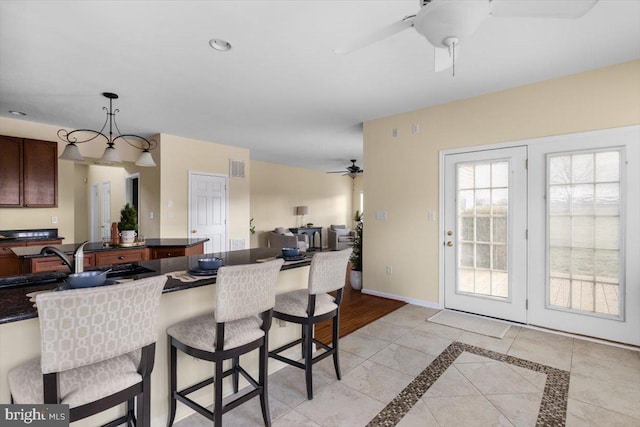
447 241 453 247
191 229 197 234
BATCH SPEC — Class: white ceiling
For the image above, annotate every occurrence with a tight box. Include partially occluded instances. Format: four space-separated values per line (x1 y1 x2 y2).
1 1 638 173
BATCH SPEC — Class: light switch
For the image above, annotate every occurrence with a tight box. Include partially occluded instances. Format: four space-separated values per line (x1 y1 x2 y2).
375 211 387 221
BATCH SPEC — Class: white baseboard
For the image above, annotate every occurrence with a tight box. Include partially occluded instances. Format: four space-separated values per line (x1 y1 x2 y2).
361 288 442 310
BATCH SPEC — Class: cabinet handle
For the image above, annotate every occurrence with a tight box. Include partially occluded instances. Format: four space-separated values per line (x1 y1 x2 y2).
118 256 124 260
167 253 172 257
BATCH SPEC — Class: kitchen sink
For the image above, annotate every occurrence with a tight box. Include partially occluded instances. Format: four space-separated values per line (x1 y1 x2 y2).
103 264 155 278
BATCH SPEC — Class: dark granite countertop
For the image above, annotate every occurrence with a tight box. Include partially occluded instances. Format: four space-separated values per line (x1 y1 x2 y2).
0 247 311 325
10 238 209 258
0 228 63 243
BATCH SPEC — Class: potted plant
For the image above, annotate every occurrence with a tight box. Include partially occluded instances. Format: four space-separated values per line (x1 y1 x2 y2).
118 203 138 244
350 210 363 290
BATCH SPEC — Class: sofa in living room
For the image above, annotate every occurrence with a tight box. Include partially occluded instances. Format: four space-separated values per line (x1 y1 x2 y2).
267 227 309 251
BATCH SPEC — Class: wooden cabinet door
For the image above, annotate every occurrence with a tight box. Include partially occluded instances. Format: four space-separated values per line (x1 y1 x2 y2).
23 139 57 207
0 242 26 277
0 136 23 207
95 248 148 266
29 254 94 273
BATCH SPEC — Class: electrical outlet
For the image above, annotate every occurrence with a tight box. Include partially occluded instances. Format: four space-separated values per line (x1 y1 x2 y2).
411 124 419 134
392 128 398 137
149 211 154 219
51 216 57 224
428 211 436 222
386 266 392 275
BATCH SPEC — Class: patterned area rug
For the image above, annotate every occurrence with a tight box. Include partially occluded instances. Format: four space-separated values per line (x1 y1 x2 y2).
428 310 511 339
367 342 570 427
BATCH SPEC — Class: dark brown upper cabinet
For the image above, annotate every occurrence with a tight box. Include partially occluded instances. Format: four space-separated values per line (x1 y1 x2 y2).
0 136 58 207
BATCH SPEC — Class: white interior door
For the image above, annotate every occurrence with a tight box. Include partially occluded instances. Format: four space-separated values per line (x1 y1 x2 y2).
444 147 528 323
100 182 111 240
90 184 99 241
528 126 639 345
189 172 227 254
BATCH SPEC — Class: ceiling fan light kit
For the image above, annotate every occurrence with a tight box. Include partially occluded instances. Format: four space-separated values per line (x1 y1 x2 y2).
336 0 600 76
326 159 364 179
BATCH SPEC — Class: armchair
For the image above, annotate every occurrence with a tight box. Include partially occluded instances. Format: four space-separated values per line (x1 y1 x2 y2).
268 227 309 251
327 224 355 251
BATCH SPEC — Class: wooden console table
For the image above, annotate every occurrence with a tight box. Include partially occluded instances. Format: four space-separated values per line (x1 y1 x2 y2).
289 227 322 251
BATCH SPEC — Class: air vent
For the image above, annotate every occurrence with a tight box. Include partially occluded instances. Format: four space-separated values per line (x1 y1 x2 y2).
230 239 245 250
420 0 432 6
230 159 245 178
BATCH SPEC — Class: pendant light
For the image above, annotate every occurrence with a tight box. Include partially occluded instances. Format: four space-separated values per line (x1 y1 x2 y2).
58 92 157 166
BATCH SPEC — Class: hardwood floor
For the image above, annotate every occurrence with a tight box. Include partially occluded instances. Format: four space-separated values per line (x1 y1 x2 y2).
315 275 407 345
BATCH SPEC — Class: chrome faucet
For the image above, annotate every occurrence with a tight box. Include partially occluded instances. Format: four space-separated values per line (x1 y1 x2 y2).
40 241 90 274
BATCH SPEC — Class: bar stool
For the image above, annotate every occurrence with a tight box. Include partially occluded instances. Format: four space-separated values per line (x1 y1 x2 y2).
166 259 284 427
8 276 167 426
268 249 352 400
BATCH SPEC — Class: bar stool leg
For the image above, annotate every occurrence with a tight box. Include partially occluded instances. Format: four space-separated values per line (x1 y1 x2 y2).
126 398 135 426
139 376 152 427
214 358 224 427
167 342 177 427
332 314 341 380
259 337 271 427
232 356 240 393
304 323 314 400
301 324 306 359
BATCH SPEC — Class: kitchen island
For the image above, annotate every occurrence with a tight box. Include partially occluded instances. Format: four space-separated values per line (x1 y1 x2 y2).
0 247 314 426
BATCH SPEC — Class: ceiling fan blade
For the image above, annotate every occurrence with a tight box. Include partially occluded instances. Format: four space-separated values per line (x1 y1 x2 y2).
490 0 599 19
326 171 347 174
334 17 415 54
434 44 459 72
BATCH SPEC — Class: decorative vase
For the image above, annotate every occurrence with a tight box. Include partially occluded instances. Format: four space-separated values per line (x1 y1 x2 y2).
350 270 362 290
119 230 137 244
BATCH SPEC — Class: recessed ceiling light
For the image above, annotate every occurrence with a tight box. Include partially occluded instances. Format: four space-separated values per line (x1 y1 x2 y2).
209 38 232 51
9 110 26 116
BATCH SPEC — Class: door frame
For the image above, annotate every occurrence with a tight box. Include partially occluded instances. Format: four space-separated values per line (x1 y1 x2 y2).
439 139 530 309
188 170 229 252
439 125 639 345
442 146 528 323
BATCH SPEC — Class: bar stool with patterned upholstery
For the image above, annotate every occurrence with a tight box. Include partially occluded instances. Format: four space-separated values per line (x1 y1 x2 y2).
166 259 284 427
268 249 352 400
7 276 167 426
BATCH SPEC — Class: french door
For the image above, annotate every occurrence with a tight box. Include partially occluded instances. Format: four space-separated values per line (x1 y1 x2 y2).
442 126 639 345
443 146 528 323
528 126 639 345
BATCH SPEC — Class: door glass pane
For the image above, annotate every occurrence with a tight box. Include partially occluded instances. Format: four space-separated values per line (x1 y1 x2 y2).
457 160 509 298
547 150 622 317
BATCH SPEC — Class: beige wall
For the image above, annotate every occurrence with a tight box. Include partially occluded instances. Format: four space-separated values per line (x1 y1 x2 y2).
159 134 250 248
363 59 640 305
250 160 355 248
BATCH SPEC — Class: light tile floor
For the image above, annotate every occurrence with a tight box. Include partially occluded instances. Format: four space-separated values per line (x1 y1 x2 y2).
174 305 640 427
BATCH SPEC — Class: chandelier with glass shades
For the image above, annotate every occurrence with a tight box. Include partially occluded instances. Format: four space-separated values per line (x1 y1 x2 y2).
58 92 157 167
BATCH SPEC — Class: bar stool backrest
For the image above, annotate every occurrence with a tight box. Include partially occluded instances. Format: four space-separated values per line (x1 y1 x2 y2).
35 276 167 374
215 259 284 323
308 249 352 295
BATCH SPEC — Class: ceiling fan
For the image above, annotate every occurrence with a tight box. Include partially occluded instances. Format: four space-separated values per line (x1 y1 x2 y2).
335 0 599 74
327 160 364 179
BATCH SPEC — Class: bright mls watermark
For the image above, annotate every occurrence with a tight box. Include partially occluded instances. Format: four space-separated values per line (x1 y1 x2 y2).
0 404 68 426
